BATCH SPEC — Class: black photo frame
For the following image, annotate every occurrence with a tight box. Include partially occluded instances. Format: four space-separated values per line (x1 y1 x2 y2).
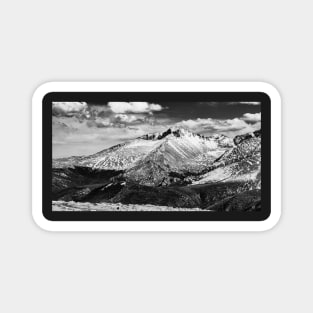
42 91 270 222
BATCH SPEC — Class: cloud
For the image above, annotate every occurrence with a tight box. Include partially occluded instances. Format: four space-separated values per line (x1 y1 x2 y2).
83 113 157 129
175 113 261 137
53 116 169 157
111 114 159 125
108 102 163 114
241 113 261 123
113 114 143 123
177 118 248 132
53 106 262 157
86 120 111 128
200 101 261 106
226 102 261 105
238 102 261 105
52 102 165 126
87 105 111 118
52 102 88 117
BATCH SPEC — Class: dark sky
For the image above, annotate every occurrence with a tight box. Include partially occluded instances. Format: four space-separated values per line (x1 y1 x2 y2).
85 101 261 120
153 102 261 120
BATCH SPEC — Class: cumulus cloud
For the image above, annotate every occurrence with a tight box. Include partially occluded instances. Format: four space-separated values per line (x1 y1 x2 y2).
175 112 261 137
53 103 262 157
84 114 156 129
201 101 261 106
53 116 169 158
108 102 163 114
111 114 158 125
238 102 261 105
87 105 111 118
114 114 142 123
177 118 248 133
52 102 164 127
226 102 261 105
52 102 88 117
86 120 111 128
241 113 261 123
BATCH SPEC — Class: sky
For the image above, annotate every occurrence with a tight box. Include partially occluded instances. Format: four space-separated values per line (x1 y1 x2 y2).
52 101 261 158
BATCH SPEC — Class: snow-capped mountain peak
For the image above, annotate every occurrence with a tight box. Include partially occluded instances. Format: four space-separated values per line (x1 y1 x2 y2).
139 127 195 141
53 128 234 176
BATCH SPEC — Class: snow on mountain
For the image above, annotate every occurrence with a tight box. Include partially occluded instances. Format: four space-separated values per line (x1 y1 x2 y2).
140 128 233 147
79 139 163 170
52 128 262 210
122 129 234 185
53 128 233 174
192 132 261 187
233 129 261 145
53 139 163 170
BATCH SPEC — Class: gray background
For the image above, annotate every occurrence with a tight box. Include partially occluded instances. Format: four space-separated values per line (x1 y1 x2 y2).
0 0 311 312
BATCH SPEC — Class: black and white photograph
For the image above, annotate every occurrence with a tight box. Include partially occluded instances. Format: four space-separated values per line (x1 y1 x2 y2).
52 99 262 213
4 0 311 310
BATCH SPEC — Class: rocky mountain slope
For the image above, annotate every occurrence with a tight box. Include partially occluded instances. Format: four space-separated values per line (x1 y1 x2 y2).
52 128 261 212
53 128 234 186
191 129 261 187
53 128 233 171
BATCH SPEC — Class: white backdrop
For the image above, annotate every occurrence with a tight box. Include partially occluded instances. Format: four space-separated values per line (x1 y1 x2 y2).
0 0 311 312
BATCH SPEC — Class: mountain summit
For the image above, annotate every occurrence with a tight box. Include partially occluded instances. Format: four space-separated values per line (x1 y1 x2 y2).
52 128 262 212
139 127 233 147
139 127 199 140
53 128 233 175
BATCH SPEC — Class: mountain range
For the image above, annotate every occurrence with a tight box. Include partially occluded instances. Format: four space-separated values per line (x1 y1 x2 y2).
52 127 261 212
